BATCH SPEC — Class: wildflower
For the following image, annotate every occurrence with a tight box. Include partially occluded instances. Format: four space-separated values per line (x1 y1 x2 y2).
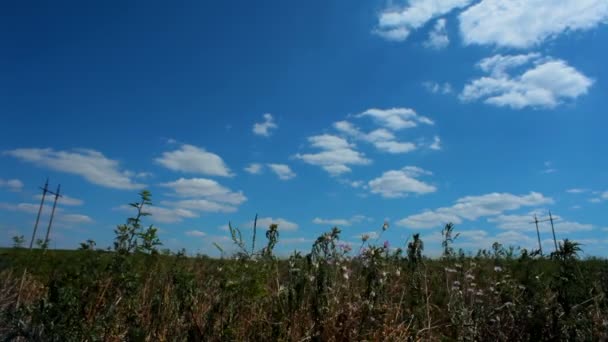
383 240 390 249
361 234 370 242
370 291 376 298
382 221 389 231
309 275 315 282
343 272 349 280
476 290 483 296
494 266 503 272
518 285 526 290
395 269 401 277
445 267 457 273
453 280 461 287
470 282 477 287
455 263 463 269
465 273 475 281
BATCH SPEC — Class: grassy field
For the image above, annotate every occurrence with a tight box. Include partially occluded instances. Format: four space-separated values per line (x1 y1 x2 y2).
1 192 607 341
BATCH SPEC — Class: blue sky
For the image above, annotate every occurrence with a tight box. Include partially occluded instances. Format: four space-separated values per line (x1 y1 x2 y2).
1 0 607 256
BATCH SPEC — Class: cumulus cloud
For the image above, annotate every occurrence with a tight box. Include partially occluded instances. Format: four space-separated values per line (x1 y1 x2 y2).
459 0 608 48
155 144 233 177
0 178 23 192
160 178 246 205
335 121 417 154
295 134 371 176
461 54 593 109
244 163 263 174
357 108 434 130
424 18 449 49
368 166 436 198
398 192 553 228
267 163 296 180
375 0 473 42
253 113 278 137
4 148 145 190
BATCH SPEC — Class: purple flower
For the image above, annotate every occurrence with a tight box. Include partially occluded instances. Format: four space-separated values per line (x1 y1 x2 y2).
383 240 390 249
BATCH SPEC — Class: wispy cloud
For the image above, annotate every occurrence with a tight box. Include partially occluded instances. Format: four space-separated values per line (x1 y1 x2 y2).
0 178 23 192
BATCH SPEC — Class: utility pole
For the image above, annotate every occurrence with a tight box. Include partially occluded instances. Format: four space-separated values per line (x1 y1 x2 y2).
43 184 61 253
548 211 559 253
28 178 49 249
529 214 543 256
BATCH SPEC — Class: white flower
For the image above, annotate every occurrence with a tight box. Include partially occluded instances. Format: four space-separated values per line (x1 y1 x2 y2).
494 266 503 272
395 269 401 277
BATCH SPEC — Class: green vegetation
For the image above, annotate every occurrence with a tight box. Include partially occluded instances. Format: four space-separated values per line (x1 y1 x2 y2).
1 191 607 341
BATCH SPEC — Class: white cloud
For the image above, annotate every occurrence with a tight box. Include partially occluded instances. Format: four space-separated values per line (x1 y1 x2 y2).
117 204 197 224
0 178 23 192
253 113 278 137
59 214 93 224
267 163 296 180
430 136 441 150
489 212 594 233
185 230 206 237
295 134 371 176
398 192 553 228
313 217 351 226
244 163 263 174
423 81 452 94
461 54 593 109
541 161 557 174
160 178 246 205
375 0 474 42
4 148 145 190
35 194 83 206
155 144 233 177
312 215 369 227
566 188 588 194
161 199 238 213
424 18 449 49
368 166 436 198
358 108 434 130
459 0 608 48
335 122 417 154
250 217 299 231
0 201 93 227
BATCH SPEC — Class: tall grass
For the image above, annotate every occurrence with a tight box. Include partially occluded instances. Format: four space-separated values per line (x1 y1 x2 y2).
1 191 607 341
